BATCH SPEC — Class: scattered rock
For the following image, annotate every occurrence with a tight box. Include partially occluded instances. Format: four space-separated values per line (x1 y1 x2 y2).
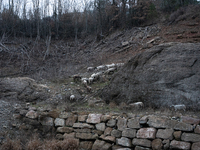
122 128 136 138
181 133 200 142
174 131 182 141
117 117 127 131
152 139 163 150
86 114 102 124
156 128 174 140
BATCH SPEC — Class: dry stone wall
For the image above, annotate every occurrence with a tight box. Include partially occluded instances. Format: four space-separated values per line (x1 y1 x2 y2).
16 108 200 150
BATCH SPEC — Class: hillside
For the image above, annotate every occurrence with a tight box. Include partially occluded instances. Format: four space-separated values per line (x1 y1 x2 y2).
0 4 200 149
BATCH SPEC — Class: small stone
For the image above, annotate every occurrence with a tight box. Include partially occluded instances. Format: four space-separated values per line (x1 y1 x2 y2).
152 139 163 150
54 118 65 127
116 137 132 147
111 129 122 138
26 110 38 119
122 128 136 138
170 140 191 150
174 131 182 140
127 118 140 129
117 117 127 131
137 128 157 139
156 128 174 140
132 138 151 148
95 123 105 131
191 142 200 150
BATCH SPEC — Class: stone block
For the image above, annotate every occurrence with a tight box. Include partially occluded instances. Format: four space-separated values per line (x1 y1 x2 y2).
117 117 127 131
65 114 77 126
137 128 156 139
132 138 152 148
107 119 117 127
76 132 98 140
156 128 174 140
127 118 140 129
147 116 177 129
86 114 102 124
135 146 151 150
78 115 88 122
111 129 122 138
40 117 54 126
122 128 136 138
140 116 149 124
54 118 65 127
95 123 106 131
181 116 200 125
59 112 71 119
73 123 94 129
170 140 191 150
104 127 113 136
56 127 73 133
93 130 103 135
173 131 182 140
92 140 112 150
194 125 200 134
191 142 200 150
152 139 163 150
116 137 132 147
101 115 112 122
174 122 193 131
55 134 63 140
100 135 116 143
63 132 75 139
162 139 170 150
181 132 200 142
80 141 93 150
74 128 91 133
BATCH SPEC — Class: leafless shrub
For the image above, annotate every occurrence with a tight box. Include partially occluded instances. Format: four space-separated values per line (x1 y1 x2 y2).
1 138 22 150
26 135 42 150
60 138 79 150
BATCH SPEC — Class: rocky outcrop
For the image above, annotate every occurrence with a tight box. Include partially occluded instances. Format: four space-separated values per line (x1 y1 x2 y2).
101 42 200 108
0 77 50 101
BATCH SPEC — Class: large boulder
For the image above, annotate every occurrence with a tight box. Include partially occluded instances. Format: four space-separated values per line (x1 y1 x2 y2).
0 77 50 101
101 43 200 108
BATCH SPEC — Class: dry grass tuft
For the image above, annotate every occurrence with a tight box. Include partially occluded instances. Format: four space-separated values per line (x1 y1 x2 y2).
26 135 42 150
1 138 22 150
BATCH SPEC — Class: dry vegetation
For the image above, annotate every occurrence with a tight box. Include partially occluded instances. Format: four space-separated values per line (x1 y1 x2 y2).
1 136 79 150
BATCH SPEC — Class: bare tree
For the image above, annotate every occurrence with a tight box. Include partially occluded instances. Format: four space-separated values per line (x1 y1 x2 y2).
32 0 40 40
